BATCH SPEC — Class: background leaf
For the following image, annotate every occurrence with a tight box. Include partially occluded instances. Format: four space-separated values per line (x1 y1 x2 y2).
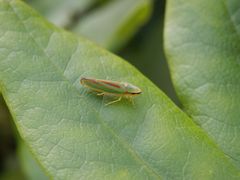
165 0 240 168
0 0 240 179
120 0 180 105
26 0 102 27
72 0 153 51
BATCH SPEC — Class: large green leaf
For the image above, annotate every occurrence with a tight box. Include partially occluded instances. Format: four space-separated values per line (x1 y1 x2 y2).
165 0 240 168
72 0 152 51
0 0 239 179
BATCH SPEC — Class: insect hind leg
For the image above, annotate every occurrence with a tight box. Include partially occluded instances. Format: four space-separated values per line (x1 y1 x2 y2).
105 96 122 106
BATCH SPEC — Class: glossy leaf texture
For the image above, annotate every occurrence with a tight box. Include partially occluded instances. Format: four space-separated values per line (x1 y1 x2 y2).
165 0 240 168
0 0 240 179
72 0 152 51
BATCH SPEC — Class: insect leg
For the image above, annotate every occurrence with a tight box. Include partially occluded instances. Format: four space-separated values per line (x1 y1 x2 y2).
97 92 105 96
125 96 135 106
129 96 135 106
105 96 122 106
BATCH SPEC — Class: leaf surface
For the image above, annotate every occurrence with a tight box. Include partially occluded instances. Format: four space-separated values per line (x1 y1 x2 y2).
0 0 239 179
19 142 49 180
165 0 240 168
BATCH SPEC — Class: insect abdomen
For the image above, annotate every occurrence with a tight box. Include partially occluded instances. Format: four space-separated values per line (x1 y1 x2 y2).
81 78 126 94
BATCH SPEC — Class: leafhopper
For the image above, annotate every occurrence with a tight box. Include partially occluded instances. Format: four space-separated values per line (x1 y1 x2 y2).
80 77 142 105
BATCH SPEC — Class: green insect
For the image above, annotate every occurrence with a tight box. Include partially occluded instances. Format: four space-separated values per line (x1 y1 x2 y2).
80 77 142 105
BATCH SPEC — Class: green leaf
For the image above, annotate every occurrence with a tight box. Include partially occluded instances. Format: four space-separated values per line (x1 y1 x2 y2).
120 5 180 105
26 0 100 27
164 0 240 168
72 0 152 51
18 142 49 180
0 0 239 179
1 94 47 179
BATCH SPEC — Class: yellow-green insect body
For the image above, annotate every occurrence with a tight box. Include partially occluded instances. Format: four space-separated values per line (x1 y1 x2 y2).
80 77 141 105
